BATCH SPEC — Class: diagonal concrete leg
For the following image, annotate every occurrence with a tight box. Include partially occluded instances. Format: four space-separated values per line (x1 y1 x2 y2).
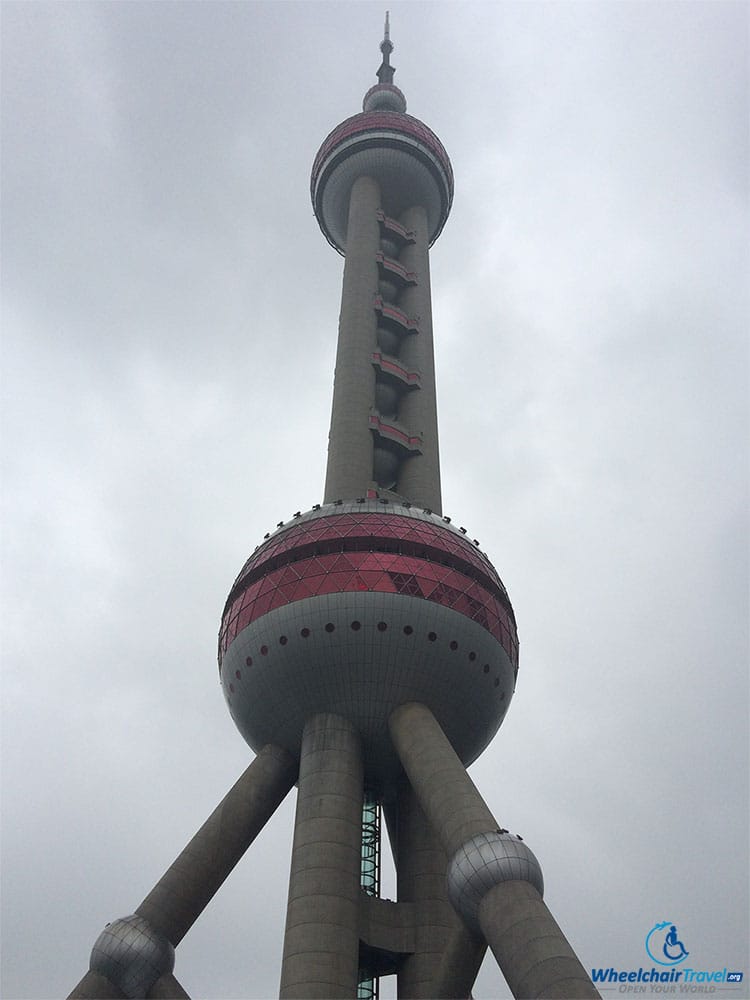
69 745 296 1000
389 703 600 1000
137 744 297 945
147 970 191 998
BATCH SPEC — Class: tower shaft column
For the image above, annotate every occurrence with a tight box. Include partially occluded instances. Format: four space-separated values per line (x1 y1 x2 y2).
389 703 600 1000
395 205 442 513
324 176 382 503
279 714 364 999
391 781 484 1000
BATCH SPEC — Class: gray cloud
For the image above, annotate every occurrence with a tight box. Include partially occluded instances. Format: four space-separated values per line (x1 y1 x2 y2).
2 3 747 998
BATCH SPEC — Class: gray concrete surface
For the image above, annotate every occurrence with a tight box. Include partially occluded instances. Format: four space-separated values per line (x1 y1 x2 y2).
389 701 600 999
479 880 600 999
324 176 381 503
394 206 442 513
136 744 297 946
279 714 364 998
390 780 480 998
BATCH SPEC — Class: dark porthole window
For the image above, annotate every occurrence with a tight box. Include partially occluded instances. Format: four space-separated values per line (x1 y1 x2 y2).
260 645 268 656
229 683 235 693
403 625 413 635
235 670 241 680
279 635 288 646
325 622 335 633
428 632 437 642
377 621 387 632
450 640 458 651
494 678 500 687
245 656 253 667
483 664 490 674
301 627 311 638
351 621 361 631
469 652 476 662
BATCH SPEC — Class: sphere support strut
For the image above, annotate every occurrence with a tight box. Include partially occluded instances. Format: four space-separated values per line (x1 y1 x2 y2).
68 745 297 1000
389 702 601 999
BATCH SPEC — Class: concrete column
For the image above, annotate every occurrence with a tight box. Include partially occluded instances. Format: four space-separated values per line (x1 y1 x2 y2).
147 971 191 998
136 744 297 945
389 703 497 857
479 880 600 999
68 970 125 999
394 206 442 514
279 714 364 999
391 781 483 999
430 923 487 1000
389 703 599 1000
324 176 382 503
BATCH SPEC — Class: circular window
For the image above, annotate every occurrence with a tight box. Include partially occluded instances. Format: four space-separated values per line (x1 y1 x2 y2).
351 621 361 631
301 627 311 638
377 621 388 632
260 645 268 656
279 635 288 646
245 656 253 667
428 632 437 642
450 640 458 651
403 625 413 635
325 622 335 633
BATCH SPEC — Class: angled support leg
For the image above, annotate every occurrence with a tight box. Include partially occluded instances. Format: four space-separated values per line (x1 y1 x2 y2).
69 744 296 999
389 703 600 1000
136 743 296 944
147 971 191 998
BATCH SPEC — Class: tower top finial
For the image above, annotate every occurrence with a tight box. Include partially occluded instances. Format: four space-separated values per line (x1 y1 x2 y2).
377 11 395 85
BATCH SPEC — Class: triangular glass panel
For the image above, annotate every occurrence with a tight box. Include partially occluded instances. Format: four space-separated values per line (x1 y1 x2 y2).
266 589 286 613
277 582 299 603
315 575 339 596
277 565 301 585
252 592 272 617
417 576 439 599
258 575 277 597
329 553 355 572
327 571 355 592
290 580 315 601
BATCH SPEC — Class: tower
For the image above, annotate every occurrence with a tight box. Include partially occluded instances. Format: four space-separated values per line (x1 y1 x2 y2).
69 19 599 1000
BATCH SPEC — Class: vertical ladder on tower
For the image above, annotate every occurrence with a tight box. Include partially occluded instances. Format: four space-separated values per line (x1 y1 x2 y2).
358 789 381 999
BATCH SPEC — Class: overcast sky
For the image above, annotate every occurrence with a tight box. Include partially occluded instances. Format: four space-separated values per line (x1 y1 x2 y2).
1 2 748 998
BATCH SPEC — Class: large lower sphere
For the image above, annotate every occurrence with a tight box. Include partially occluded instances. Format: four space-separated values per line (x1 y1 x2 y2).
218 502 518 785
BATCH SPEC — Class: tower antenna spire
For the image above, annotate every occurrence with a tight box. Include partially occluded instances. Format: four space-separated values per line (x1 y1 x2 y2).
377 11 395 84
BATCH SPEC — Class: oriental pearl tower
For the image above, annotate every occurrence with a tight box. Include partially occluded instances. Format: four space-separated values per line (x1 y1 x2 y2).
70 18 600 1000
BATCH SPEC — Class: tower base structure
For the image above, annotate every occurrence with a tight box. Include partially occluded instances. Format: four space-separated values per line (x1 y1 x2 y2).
70 704 599 1000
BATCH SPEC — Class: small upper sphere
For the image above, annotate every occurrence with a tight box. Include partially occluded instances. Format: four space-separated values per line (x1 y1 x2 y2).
218 502 518 785
311 110 454 255
363 83 407 113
